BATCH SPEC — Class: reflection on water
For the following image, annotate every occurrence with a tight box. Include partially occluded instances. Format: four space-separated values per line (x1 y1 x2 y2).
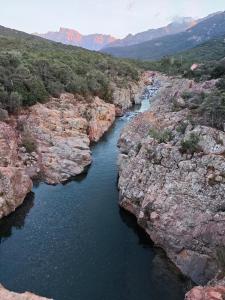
0 192 34 243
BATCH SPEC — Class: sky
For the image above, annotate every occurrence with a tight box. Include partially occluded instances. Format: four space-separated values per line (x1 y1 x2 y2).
1 0 225 38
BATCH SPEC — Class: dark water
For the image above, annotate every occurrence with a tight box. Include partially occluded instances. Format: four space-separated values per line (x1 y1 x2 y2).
0 90 188 300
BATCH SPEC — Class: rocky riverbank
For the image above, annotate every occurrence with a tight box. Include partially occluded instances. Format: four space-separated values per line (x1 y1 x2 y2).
0 284 52 300
0 74 149 219
118 73 225 297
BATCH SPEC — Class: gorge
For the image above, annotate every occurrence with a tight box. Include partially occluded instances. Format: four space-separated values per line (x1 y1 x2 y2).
0 82 189 300
1 8 225 299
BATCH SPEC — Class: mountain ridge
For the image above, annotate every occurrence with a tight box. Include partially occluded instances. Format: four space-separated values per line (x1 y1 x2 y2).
106 17 196 48
34 17 198 51
102 11 225 60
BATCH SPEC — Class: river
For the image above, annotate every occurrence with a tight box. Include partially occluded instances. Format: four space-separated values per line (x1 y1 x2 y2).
0 85 188 300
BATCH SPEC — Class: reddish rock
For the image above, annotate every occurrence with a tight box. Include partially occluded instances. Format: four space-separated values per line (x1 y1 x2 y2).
0 122 33 218
35 27 117 51
0 167 32 218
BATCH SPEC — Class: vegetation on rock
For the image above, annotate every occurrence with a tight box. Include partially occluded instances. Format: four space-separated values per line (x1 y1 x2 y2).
180 133 200 154
149 128 173 143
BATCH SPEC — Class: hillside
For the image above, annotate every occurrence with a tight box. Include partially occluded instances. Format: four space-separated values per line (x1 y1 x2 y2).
35 27 117 51
102 11 225 60
106 17 196 48
174 35 225 63
0 25 140 113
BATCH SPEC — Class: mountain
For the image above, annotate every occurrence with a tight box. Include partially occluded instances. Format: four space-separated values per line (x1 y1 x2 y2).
106 17 196 48
102 11 225 61
34 27 117 51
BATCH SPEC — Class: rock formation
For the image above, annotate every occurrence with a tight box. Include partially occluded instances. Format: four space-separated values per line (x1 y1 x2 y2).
0 284 52 300
23 94 116 184
0 122 33 219
118 73 225 286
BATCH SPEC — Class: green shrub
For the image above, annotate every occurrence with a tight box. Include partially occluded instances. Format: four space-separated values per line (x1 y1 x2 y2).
176 121 188 134
211 64 225 79
149 128 174 143
198 91 225 130
8 92 22 113
21 133 37 153
180 133 200 154
181 91 196 100
46 81 64 98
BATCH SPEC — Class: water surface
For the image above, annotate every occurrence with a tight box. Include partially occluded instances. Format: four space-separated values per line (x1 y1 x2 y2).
0 88 188 300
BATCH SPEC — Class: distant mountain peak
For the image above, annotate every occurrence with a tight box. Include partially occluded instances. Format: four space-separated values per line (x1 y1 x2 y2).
102 11 225 61
34 27 117 51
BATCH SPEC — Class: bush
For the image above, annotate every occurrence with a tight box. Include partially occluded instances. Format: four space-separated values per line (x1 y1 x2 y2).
149 128 174 143
0 108 8 121
46 81 64 98
198 91 225 130
176 121 188 134
8 92 22 113
21 133 37 153
211 64 225 79
180 133 200 154
181 91 196 100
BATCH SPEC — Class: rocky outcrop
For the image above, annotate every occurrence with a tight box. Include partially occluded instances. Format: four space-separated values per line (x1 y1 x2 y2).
112 73 151 114
0 122 33 219
118 74 225 285
22 94 116 184
0 284 52 300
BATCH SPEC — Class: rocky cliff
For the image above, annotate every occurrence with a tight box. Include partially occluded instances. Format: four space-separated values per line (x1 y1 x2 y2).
0 284 52 300
118 73 225 288
0 76 147 218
